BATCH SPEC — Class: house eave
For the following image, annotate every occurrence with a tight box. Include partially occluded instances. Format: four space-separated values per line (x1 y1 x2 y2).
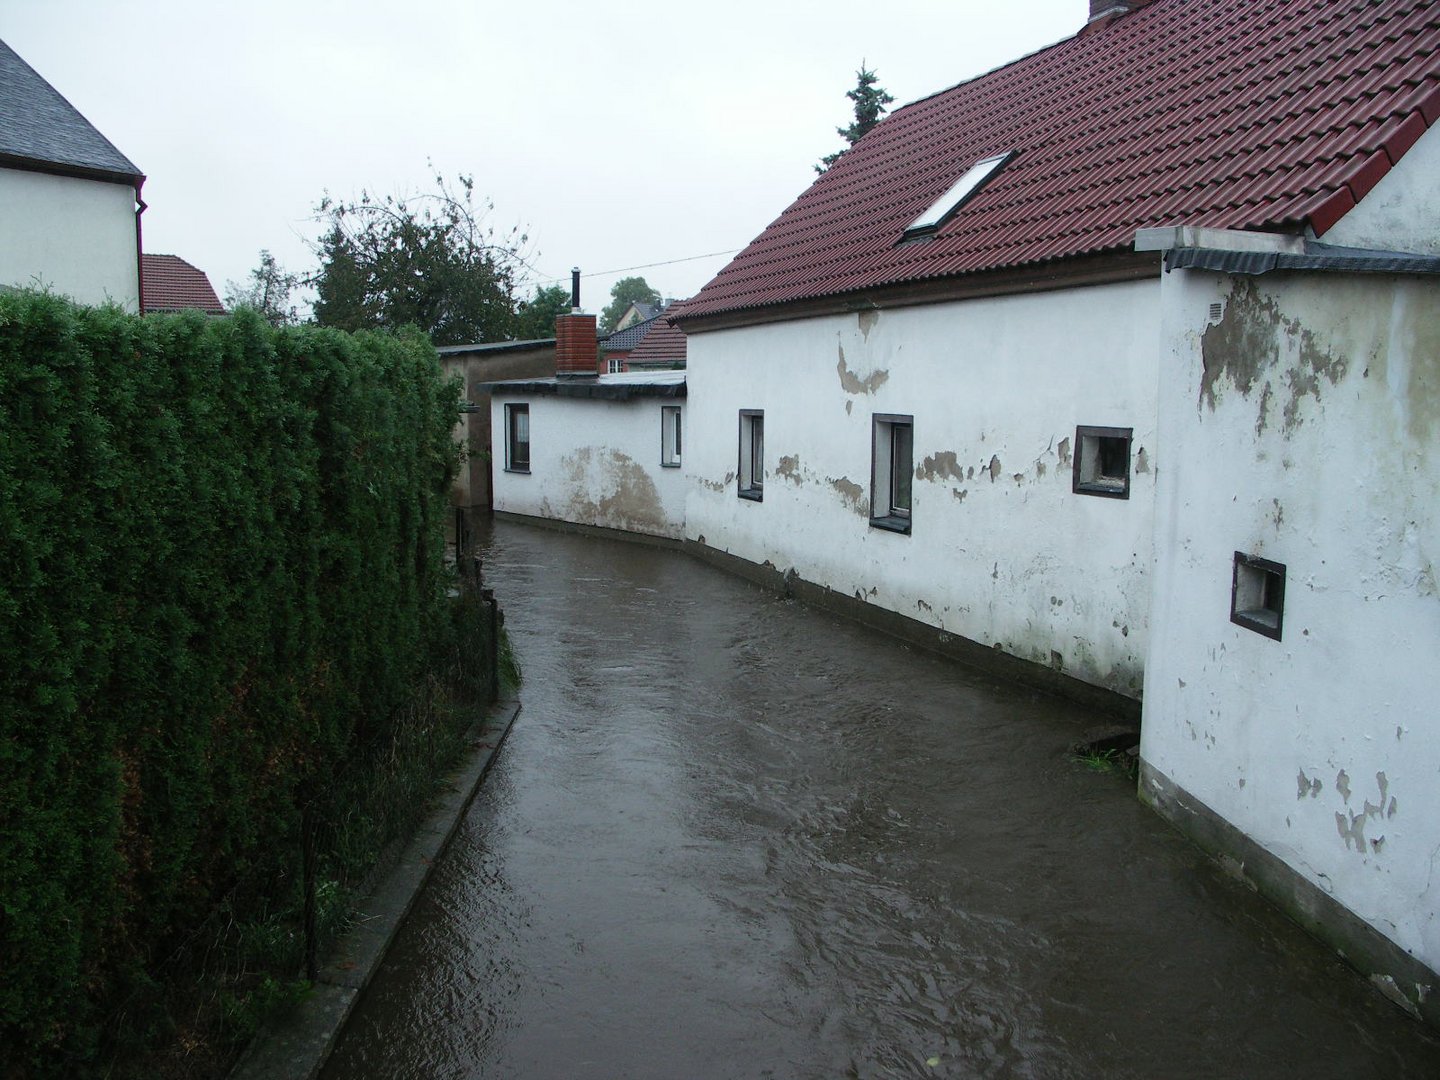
0 151 143 189
672 250 1161 335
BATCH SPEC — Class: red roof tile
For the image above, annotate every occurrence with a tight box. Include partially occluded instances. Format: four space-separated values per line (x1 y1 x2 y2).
141 254 225 314
679 0 1440 322
625 313 688 366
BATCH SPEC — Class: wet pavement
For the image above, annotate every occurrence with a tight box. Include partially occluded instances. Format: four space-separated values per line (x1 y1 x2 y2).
323 521 1440 1079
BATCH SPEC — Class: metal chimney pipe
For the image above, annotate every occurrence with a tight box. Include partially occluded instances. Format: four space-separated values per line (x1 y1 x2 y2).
571 267 581 312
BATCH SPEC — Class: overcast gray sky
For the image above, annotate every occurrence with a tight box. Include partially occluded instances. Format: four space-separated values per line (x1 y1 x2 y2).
5 0 1086 315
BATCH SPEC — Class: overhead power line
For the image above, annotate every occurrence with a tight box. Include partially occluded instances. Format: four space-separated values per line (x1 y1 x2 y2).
527 248 741 288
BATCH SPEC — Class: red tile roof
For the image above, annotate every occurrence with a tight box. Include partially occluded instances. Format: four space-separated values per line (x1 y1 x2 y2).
141 254 225 314
625 313 688 365
679 0 1440 322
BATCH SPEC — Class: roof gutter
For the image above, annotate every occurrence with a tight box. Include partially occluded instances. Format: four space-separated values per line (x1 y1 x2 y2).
134 175 147 314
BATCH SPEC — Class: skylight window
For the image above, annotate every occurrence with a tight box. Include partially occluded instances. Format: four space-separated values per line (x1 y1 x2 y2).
902 151 1014 240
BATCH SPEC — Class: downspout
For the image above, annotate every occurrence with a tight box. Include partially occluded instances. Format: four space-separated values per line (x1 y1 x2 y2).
133 174 147 313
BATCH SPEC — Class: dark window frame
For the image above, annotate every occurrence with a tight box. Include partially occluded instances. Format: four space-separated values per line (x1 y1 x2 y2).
661 405 682 468
870 413 914 534
738 409 764 501
504 402 530 474
1072 424 1132 499
1231 551 1286 641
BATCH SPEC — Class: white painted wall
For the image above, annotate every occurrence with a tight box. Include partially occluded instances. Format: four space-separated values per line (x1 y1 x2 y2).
0 167 139 310
490 390 687 539
1142 268 1440 973
1322 124 1440 256
684 281 1160 698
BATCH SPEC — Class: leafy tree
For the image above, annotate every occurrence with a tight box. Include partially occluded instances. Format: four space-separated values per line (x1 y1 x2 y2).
514 284 572 340
224 249 301 326
600 276 662 335
816 64 895 173
309 170 526 346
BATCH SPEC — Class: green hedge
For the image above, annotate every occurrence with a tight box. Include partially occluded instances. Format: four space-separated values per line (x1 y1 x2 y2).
0 294 468 1074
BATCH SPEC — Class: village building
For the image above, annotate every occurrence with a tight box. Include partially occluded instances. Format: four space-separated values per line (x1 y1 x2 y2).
0 37 144 310
486 303 687 540
139 253 225 315
656 0 1437 1021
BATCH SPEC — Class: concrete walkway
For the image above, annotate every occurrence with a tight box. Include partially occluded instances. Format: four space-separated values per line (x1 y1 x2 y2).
228 696 520 1080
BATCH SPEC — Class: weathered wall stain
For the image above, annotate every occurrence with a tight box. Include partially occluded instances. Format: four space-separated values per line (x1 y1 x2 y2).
858 309 879 342
1201 278 1349 434
1057 437 1072 468
1394 285 1440 442
915 450 965 483
828 476 869 517
776 454 803 485
988 455 1002 482
1297 768 1323 799
698 471 737 493
1134 447 1150 474
560 447 668 533
837 344 889 396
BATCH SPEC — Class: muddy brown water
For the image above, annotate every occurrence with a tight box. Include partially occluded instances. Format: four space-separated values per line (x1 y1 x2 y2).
323 521 1440 1079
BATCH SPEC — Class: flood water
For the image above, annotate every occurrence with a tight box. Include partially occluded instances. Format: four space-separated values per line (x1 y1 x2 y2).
324 521 1440 1079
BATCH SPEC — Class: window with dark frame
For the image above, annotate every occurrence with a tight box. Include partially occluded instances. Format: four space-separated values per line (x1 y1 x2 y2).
661 405 682 467
505 403 530 473
1072 425 1132 499
871 413 913 534
1231 551 1286 640
738 410 763 500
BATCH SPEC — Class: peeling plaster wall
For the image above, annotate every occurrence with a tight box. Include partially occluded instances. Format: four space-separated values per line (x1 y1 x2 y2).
0 168 139 310
490 394 686 539
1142 268 1440 980
684 280 1159 697
1322 124 1440 256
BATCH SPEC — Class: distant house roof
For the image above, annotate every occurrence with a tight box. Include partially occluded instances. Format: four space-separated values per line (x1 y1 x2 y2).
625 315 687 367
141 255 225 314
0 37 142 185
602 313 662 353
679 0 1440 323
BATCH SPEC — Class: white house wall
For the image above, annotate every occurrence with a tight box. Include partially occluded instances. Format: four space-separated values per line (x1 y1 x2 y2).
1322 125 1440 256
490 394 686 539
684 281 1159 698
1141 268 1440 980
0 168 138 310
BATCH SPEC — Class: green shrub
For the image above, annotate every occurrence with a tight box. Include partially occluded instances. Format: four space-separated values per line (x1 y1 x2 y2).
0 294 477 1076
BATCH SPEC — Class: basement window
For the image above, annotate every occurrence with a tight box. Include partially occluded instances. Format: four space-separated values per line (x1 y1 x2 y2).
504 403 530 473
738 410 764 500
1072 425 1132 499
902 151 1014 241
661 405 682 467
1231 552 1286 641
870 414 913 534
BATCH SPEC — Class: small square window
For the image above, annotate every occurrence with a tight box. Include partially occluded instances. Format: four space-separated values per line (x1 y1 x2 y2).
607 357 625 374
1072 425 1132 499
738 410 763 501
504 403 530 473
871 414 913 534
1231 552 1285 640
661 405 682 468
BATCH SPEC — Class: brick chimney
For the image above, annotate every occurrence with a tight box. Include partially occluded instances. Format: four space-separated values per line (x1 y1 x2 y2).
555 267 600 377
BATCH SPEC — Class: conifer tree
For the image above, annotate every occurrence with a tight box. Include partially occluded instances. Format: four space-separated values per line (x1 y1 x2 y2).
817 64 895 173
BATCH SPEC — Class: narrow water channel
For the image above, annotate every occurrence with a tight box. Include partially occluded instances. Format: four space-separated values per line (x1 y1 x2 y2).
324 521 1440 1079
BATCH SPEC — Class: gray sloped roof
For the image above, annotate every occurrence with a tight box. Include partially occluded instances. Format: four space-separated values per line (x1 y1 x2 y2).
601 313 660 352
0 37 142 183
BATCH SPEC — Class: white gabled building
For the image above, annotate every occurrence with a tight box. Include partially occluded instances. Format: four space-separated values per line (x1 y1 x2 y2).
0 38 145 311
666 0 1440 1022
486 306 688 541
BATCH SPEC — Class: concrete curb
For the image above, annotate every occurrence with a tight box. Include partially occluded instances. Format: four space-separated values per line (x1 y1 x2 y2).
229 695 521 1080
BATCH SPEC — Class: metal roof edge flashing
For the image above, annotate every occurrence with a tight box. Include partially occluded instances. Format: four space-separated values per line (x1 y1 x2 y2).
1139 228 1440 277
